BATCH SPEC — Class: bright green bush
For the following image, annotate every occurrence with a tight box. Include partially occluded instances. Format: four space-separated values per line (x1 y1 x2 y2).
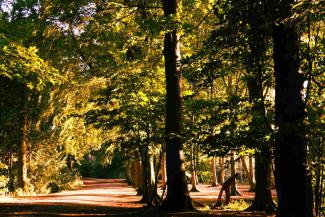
0 175 8 195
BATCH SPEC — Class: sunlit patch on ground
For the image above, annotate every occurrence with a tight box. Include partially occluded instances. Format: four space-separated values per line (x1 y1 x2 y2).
0 178 144 208
0 179 275 216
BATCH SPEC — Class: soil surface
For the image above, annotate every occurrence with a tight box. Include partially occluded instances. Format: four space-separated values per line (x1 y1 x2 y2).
0 179 276 217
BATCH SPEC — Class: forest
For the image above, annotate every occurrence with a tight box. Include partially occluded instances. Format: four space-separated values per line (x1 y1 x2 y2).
0 0 324 217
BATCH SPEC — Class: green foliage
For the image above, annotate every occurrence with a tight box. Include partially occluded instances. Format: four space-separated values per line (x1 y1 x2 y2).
0 35 62 90
222 199 250 211
0 173 9 195
0 1 323 209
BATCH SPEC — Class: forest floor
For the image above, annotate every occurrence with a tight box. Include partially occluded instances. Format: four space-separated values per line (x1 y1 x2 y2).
0 178 276 217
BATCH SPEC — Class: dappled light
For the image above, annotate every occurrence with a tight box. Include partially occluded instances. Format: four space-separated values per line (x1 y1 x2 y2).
0 0 323 216
0 179 278 216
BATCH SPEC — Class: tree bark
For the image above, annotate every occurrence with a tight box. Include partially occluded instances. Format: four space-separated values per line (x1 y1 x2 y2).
230 153 236 195
8 148 14 192
139 147 150 204
246 61 276 212
249 154 254 183
148 155 156 202
244 2 276 210
190 144 199 192
194 144 199 185
273 22 314 217
230 152 240 195
161 0 192 210
241 156 255 191
218 157 225 185
248 148 275 213
161 152 167 189
211 156 217 187
18 91 29 192
134 160 143 195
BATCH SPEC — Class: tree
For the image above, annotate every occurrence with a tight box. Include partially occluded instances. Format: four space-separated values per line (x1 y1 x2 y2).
242 0 276 212
0 35 61 191
161 0 192 210
272 1 314 216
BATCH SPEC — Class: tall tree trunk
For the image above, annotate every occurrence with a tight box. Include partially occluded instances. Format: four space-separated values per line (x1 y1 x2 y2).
249 148 275 213
249 154 254 183
218 157 225 185
241 156 255 191
230 152 240 195
161 152 167 189
140 153 157 207
139 145 150 205
194 144 199 185
134 160 143 195
8 148 14 192
314 161 321 216
18 92 28 192
273 21 314 217
18 126 28 192
190 170 198 192
190 144 199 192
246 67 275 212
161 0 192 209
244 1 276 210
148 155 156 202
211 156 217 187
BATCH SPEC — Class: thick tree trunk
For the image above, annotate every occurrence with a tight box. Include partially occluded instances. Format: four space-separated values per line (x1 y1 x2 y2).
246 62 275 212
18 140 28 191
273 22 314 217
139 148 150 204
211 156 217 187
161 0 191 210
248 149 276 213
244 3 276 209
134 160 143 195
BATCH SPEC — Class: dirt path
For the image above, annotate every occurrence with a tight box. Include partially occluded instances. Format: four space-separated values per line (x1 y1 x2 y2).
0 179 144 208
0 179 275 217
0 178 145 216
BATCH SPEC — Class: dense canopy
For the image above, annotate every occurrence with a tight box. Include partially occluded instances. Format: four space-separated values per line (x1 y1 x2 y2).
0 0 324 216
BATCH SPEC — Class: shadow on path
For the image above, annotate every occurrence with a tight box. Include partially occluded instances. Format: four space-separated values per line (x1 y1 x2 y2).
0 178 272 217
